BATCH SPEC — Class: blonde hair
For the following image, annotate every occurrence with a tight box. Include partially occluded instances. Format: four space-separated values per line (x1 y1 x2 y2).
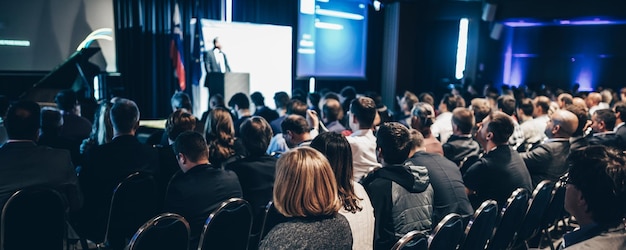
273 147 342 217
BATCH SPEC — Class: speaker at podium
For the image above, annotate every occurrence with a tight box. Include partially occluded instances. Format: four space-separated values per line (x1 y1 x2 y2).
204 72 250 102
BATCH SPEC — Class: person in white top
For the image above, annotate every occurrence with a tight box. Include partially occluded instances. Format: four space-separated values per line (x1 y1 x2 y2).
311 132 375 250
431 94 464 143
346 97 381 181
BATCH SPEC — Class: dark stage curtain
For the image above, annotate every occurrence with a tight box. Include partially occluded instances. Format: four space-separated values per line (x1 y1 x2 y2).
114 0 220 118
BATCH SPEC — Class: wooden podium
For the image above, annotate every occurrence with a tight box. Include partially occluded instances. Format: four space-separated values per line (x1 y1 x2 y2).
204 72 250 102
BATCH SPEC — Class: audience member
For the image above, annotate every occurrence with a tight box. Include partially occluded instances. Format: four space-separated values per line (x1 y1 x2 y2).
612 102 626 144
418 92 435 109
518 98 541 152
0 100 80 209
228 92 252 137
407 129 473 225
226 116 276 234
558 93 574 109
251 92 279 124
346 97 381 181
431 94 464 143
521 109 577 187
586 92 606 116
470 98 491 128
267 99 308 155
260 147 352 249
77 98 159 242
321 98 346 133
200 94 228 125
361 122 433 250
397 91 419 128
38 107 82 166
55 89 92 140
442 107 481 169
80 100 114 155
281 115 313 147
204 107 245 167
588 109 625 150
365 91 394 124
463 111 532 209
165 131 242 250
311 132 375 250
565 104 591 152
270 92 291 133
340 86 357 116
497 95 525 150
410 102 443 155
561 145 626 249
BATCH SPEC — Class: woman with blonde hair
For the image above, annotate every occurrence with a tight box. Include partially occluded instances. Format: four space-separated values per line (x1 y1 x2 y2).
310 132 374 249
260 147 352 249
204 107 244 167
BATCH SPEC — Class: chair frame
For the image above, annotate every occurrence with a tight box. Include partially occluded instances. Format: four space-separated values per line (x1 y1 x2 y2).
487 188 530 250
97 172 157 249
459 199 499 250
427 213 464 250
512 180 555 249
391 230 428 250
197 198 253 250
0 187 68 250
126 213 190 250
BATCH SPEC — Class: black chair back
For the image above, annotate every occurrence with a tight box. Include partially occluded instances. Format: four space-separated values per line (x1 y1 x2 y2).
1 187 67 250
258 201 289 243
428 213 464 250
488 188 530 250
541 177 567 230
126 213 190 250
101 172 158 250
198 198 253 250
515 180 554 244
391 231 428 250
459 200 499 250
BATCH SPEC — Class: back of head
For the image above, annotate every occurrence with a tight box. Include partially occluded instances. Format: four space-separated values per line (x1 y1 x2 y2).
551 109 578 137
110 98 140 134
281 114 309 135
350 97 377 129
322 98 343 122
364 91 384 109
173 131 209 163
228 92 250 110
250 92 265 106
286 99 307 117
452 107 475 134
568 145 626 227
55 89 78 112
273 91 290 109
418 92 434 107
409 129 425 150
310 132 354 199
40 107 63 134
340 86 357 100
558 93 574 106
614 102 626 122
487 111 514 145
5 100 41 140
205 107 235 160
411 102 435 128
239 116 273 156
497 95 516 116
441 94 464 111
600 89 613 104
170 92 192 111
594 109 617 131
587 92 602 106
166 109 197 141
534 96 551 115
565 104 589 137
403 91 420 111
517 98 534 116
471 98 492 123
274 147 341 217
376 122 412 164
209 94 225 109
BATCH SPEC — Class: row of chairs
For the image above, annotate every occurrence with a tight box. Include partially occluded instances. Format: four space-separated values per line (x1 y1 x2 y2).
391 177 568 250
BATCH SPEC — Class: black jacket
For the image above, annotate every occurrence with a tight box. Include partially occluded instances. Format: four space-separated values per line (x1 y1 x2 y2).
442 134 481 166
521 138 570 187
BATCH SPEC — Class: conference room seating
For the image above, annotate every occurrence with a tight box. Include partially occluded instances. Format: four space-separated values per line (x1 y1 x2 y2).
536 175 568 250
197 198 253 250
487 188 530 250
1 187 67 250
126 213 190 250
458 199 499 250
258 201 289 245
511 180 555 249
427 213 465 250
391 231 428 250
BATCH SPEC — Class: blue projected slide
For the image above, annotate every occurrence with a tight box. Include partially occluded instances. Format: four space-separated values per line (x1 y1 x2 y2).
296 0 368 79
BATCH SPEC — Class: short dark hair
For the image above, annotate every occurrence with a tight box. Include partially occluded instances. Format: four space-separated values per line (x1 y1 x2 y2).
240 116 273 156
594 109 617 131
5 100 40 140
228 92 250 110
54 90 78 112
350 97 376 129
568 145 626 227
286 99 308 117
281 115 309 135
171 92 192 111
376 122 412 164
110 98 140 134
273 92 290 109
497 95 516 116
40 107 62 134
173 131 209 162
323 99 343 122
517 98 534 116
486 111 514 145
166 109 197 141
452 107 474 134
614 102 626 122
441 94 464 110
534 96 551 115
250 92 265 106
565 104 589 136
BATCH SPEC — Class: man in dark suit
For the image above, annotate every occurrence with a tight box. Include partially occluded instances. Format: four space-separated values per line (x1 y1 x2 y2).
522 109 577 187
588 109 625 151
463 111 532 209
77 98 159 242
613 102 626 144
204 37 231 73
442 107 481 169
55 89 92 141
251 92 279 124
0 101 80 209
165 131 242 250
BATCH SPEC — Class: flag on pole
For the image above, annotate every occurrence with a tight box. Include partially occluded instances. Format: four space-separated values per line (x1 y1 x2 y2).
170 3 186 91
191 16 205 87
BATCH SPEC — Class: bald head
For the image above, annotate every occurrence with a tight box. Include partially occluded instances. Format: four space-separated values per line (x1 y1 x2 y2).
586 92 602 108
547 109 578 138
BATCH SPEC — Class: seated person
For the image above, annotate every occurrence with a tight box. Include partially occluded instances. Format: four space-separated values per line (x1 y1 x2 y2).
260 147 352 249
561 145 626 249
443 107 481 168
164 131 242 250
